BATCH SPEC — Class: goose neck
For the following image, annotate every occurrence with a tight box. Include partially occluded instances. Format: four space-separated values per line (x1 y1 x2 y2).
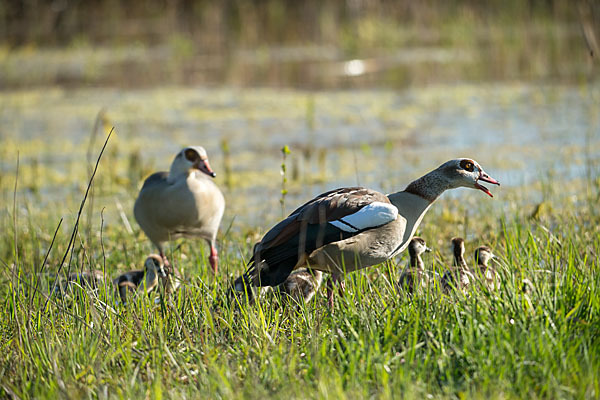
404 169 452 202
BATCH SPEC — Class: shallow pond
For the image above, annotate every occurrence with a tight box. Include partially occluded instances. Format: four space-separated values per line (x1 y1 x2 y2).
0 82 598 230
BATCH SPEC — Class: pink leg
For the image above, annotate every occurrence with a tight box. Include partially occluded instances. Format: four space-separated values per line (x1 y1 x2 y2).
327 274 342 310
338 279 346 296
159 251 172 276
209 245 218 274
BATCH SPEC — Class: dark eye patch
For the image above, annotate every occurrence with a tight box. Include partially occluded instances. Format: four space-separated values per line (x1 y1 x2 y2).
184 149 199 162
460 159 474 172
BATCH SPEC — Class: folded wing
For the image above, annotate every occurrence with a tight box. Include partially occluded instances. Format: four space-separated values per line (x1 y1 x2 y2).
245 187 398 286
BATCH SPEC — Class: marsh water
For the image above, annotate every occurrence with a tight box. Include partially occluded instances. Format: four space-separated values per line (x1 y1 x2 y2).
0 81 598 232
2 1 599 234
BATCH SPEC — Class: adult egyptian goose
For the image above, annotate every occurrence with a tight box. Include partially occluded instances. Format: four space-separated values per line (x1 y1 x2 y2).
474 245 498 290
235 158 499 308
441 237 473 292
398 237 432 293
134 146 225 273
113 254 165 304
274 268 323 304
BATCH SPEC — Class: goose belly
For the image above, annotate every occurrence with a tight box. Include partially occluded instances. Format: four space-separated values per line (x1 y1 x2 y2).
135 178 223 243
307 217 407 274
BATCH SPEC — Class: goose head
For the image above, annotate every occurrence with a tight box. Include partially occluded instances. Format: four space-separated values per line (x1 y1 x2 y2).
169 146 216 179
144 254 167 278
408 237 431 258
438 158 500 197
474 245 495 266
451 237 467 267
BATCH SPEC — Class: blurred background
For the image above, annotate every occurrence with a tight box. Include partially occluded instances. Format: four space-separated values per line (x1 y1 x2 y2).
0 0 599 239
1 0 598 88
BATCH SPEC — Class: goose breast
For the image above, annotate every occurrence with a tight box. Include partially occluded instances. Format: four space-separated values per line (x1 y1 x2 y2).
134 172 225 243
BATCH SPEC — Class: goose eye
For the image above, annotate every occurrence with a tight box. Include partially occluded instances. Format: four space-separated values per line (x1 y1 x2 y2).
460 160 474 172
184 149 198 162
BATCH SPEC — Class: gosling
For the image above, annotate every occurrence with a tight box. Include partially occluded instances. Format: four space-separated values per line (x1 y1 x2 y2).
398 237 432 293
274 268 323 305
441 237 473 292
113 254 165 304
474 245 498 291
54 270 106 297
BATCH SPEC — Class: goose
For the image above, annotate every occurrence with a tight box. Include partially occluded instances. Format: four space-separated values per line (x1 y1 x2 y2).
274 268 323 304
441 237 473 292
474 245 498 290
113 254 165 304
521 278 534 294
134 146 225 273
235 158 499 308
162 263 183 296
55 270 106 297
398 237 432 293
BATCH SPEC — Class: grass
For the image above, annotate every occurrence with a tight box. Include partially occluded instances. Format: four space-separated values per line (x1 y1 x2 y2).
0 79 598 398
0 134 598 399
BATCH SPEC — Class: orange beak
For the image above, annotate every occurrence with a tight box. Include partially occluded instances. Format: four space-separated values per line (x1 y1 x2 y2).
197 159 216 178
475 171 500 197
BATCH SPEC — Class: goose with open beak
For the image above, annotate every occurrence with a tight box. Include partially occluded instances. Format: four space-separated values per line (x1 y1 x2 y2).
134 146 225 273
235 158 499 309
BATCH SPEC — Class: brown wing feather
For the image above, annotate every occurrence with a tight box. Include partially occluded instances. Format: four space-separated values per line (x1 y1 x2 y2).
243 187 393 287
256 187 390 254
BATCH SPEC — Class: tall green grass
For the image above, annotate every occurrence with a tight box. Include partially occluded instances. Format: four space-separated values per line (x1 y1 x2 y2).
0 153 599 399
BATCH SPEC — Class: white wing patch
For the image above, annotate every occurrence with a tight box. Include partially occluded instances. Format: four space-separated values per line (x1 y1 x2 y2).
329 201 398 233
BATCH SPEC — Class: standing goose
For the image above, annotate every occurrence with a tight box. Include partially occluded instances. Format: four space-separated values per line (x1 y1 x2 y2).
474 245 498 290
134 146 225 273
398 237 432 293
235 158 499 308
441 237 473 292
113 254 165 304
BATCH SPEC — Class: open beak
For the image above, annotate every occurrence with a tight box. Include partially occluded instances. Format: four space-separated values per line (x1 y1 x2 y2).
197 159 217 178
475 170 500 197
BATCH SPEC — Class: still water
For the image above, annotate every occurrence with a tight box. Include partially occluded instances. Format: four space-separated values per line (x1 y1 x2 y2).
0 82 598 228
